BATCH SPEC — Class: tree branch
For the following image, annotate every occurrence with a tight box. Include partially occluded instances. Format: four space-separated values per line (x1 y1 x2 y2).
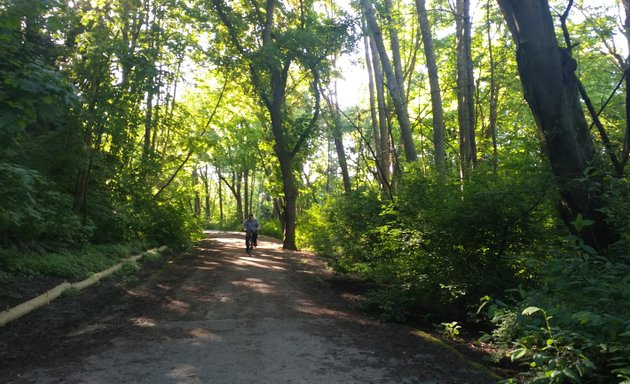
153 77 229 198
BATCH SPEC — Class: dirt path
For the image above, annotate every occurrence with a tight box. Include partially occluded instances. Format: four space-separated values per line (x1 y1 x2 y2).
0 231 498 383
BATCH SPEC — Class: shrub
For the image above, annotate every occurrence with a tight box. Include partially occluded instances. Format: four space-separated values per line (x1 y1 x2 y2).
0 163 93 249
483 237 630 383
309 163 556 322
260 219 283 240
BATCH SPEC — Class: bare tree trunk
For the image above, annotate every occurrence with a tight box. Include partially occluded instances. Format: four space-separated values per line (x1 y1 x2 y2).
366 24 392 188
385 0 405 99
216 166 224 226
497 0 617 251
250 167 257 215
415 0 446 172
363 20 383 186
203 165 211 220
322 86 351 194
361 0 417 162
622 0 630 167
192 169 201 216
486 0 499 172
244 167 250 216
456 0 477 179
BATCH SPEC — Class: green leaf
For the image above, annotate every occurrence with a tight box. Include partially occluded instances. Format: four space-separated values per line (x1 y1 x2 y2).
562 367 581 382
571 213 594 232
510 347 527 361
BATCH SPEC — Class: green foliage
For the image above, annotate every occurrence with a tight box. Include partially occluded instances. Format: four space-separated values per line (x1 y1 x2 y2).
438 321 462 340
117 260 141 276
482 237 630 383
307 163 555 321
60 287 81 298
600 175 630 251
134 197 203 250
0 163 93 248
260 220 283 240
305 187 386 273
0 0 78 151
0 242 147 280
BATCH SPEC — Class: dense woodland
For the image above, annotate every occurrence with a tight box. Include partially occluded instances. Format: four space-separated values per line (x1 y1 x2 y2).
1 0 630 382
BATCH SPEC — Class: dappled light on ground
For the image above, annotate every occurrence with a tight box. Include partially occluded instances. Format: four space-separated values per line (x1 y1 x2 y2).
232 277 278 295
225 254 288 270
130 317 157 327
1 231 498 384
167 364 202 383
165 298 191 314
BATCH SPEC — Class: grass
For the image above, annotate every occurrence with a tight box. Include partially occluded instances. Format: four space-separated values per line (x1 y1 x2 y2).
0 241 148 281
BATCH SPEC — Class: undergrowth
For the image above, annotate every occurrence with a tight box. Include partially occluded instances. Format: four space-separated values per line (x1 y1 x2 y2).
0 242 147 280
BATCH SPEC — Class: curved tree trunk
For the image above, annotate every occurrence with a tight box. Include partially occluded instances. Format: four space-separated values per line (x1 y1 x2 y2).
497 0 617 252
364 17 392 190
361 0 417 162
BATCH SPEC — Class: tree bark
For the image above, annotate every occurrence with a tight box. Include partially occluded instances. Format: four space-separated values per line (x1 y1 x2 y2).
497 0 617 251
217 167 224 226
622 0 630 167
203 165 211 220
456 0 477 179
486 0 499 172
365 22 392 188
360 0 417 162
415 0 446 172
322 89 352 194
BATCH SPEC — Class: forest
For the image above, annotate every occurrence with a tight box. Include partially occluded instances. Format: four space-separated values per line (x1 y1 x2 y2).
1 0 629 382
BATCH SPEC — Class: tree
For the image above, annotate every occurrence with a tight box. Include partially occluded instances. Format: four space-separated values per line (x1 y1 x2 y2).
360 0 418 162
209 0 352 249
496 0 617 251
364 17 393 191
415 0 446 172
455 0 477 178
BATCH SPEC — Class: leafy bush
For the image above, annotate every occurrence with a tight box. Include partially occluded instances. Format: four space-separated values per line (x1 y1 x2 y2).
260 219 283 240
0 241 150 280
482 237 630 383
309 164 555 321
137 197 203 250
0 163 93 249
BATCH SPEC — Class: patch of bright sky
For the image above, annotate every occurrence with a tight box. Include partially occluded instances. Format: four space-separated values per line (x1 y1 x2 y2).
332 0 627 109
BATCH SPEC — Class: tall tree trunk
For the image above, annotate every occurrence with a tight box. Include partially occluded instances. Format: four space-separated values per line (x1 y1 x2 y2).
384 0 405 99
486 0 499 172
322 89 351 194
415 0 446 172
361 0 417 162
193 169 201 216
203 165 211 220
497 0 617 251
366 23 392 188
216 166 224 226
219 172 243 222
456 0 476 179
277 147 299 249
622 0 630 167
364 26 383 183
244 166 250 216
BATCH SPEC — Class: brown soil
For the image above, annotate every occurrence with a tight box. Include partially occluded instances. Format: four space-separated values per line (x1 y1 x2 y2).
0 231 504 383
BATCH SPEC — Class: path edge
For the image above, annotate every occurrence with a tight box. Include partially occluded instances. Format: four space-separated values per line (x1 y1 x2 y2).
0 246 168 327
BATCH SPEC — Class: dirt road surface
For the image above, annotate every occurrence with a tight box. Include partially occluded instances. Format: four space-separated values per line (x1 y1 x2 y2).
0 231 499 384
